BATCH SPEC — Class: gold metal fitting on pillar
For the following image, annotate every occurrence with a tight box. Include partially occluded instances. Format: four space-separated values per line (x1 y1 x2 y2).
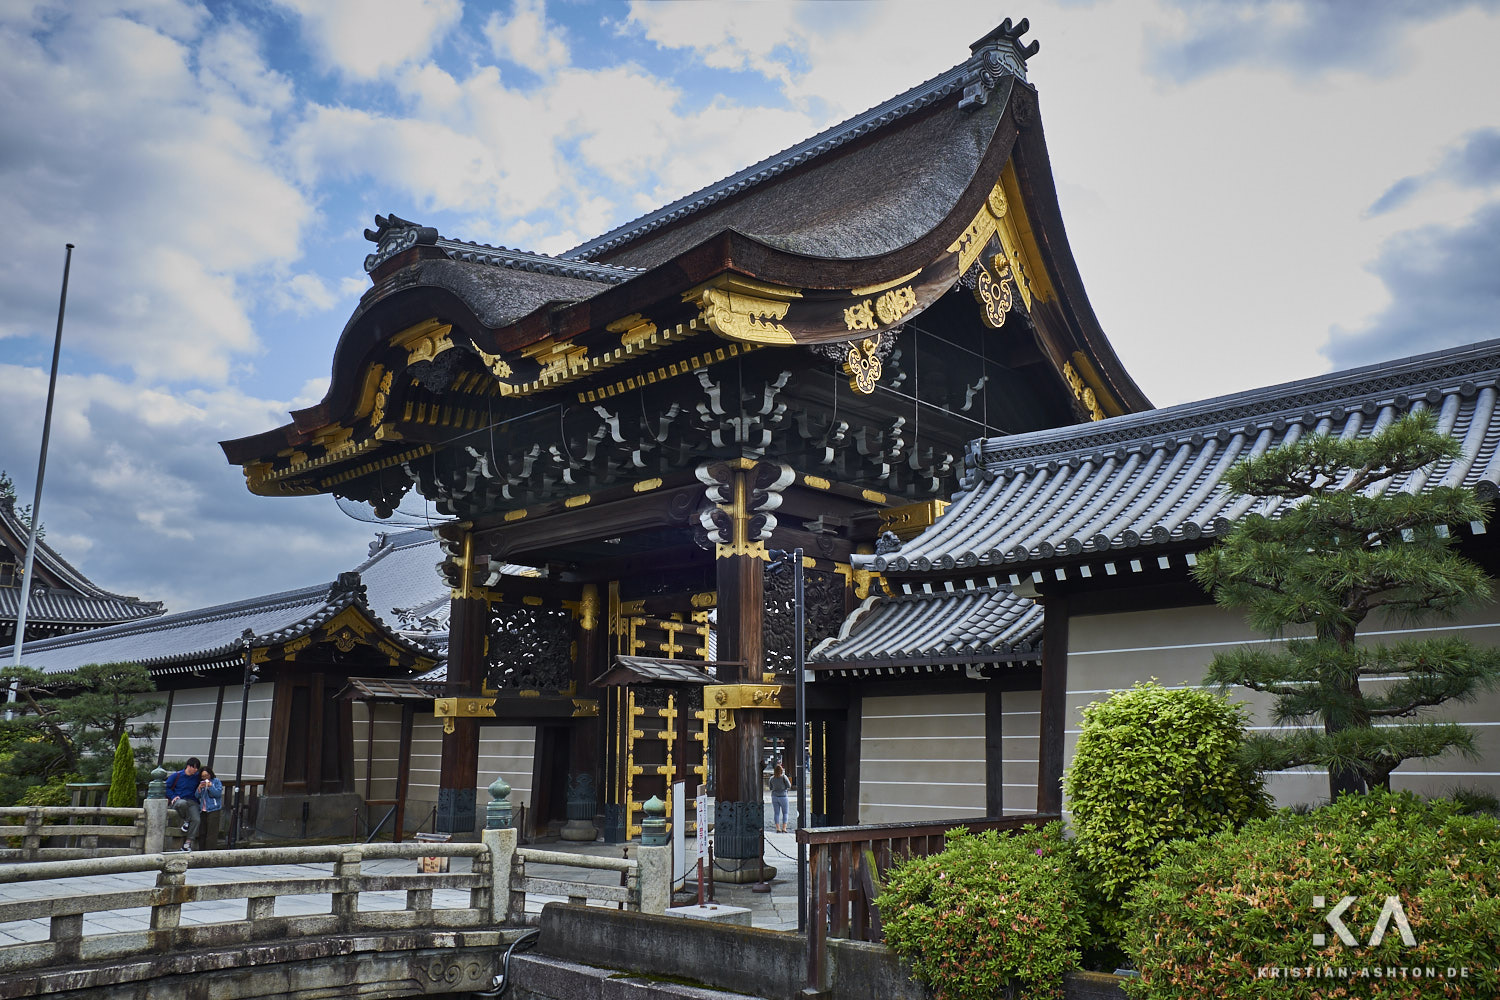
704 683 788 731
433 696 496 734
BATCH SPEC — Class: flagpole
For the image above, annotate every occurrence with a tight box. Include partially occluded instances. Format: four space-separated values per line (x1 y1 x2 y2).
7 244 74 709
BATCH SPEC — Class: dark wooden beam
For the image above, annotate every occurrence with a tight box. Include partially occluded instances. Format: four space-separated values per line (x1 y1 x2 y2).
839 691 862 825
1036 594 1070 815
985 686 1004 817
394 702 415 843
206 684 226 769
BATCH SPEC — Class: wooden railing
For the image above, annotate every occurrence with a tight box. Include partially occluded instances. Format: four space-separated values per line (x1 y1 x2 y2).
0 835 670 976
0 806 145 861
797 812 1060 991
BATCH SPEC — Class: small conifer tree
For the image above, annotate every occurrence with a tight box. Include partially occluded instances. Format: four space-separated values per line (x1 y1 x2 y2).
107 731 137 812
1194 410 1500 797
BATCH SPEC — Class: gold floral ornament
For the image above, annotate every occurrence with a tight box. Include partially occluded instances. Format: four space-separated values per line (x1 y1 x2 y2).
974 256 1015 328
844 336 884 394
843 285 917 333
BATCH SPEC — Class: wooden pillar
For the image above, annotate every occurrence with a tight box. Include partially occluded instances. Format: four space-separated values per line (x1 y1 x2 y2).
439 532 487 835
985 684 1004 817
840 689 862 825
568 583 603 826
714 538 765 806
1037 594 1070 816
393 702 415 843
206 684 226 769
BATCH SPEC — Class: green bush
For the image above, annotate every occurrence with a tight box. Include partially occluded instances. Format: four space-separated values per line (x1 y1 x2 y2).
876 823 1088 1000
1124 791 1500 998
1063 681 1267 933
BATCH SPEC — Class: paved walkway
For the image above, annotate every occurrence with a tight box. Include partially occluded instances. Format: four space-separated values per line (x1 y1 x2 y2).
0 810 809 944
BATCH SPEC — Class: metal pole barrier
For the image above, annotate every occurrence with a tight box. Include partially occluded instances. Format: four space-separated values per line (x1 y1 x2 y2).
7 244 74 718
794 546 807 933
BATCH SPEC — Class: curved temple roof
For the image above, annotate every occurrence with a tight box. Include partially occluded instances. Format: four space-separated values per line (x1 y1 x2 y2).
4 530 446 675
809 578 1042 673
0 497 163 629
871 338 1500 577
221 18 1149 477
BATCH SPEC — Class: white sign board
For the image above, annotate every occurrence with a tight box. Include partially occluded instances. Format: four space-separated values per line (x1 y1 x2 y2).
696 788 708 860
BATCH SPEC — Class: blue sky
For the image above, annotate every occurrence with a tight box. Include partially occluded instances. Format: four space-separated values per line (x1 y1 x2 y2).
1 0 1498 614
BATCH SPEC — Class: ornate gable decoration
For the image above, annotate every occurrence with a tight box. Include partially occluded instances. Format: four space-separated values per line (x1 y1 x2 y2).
364 214 439 273
961 18 1039 106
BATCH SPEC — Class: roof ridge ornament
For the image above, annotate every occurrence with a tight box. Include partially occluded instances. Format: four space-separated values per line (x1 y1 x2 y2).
364 214 439 273
961 17 1038 108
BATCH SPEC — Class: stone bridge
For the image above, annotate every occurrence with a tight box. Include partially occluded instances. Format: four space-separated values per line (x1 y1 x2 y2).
0 835 670 1000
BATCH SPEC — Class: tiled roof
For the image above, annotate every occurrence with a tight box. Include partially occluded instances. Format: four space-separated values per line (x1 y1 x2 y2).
3 532 453 675
870 339 1500 576
0 586 162 627
595 656 714 687
809 579 1041 672
0 498 164 625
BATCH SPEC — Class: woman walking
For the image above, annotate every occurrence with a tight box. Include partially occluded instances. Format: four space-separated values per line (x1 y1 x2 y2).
769 763 792 834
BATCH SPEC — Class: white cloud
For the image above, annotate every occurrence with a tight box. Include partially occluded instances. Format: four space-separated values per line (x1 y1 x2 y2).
623 0 801 87
483 0 569 78
0 6 315 382
275 0 461 81
0 363 374 612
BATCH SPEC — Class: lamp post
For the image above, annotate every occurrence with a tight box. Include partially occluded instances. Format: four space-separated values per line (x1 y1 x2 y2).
792 545 808 934
229 629 259 848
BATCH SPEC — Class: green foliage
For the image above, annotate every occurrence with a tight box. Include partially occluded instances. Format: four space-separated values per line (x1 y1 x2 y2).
1064 682 1268 937
1124 791 1500 999
0 470 38 533
876 823 1088 1000
18 776 78 807
107 731 138 810
0 662 162 804
1193 411 1500 794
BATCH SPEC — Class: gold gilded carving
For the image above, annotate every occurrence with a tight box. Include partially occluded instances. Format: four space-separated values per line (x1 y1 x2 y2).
1063 361 1106 422
370 371 394 427
803 475 831 490
433 696 497 733
633 478 663 493
948 205 999 278
842 285 916 334
704 683 786 710
571 699 599 718
843 336 883 394
564 494 592 508
689 592 716 609
842 299 875 332
503 508 528 522
473 345 513 380
878 499 951 540
402 325 454 366
874 286 917 325
577 584 599 632
862 489 887 504
334 630 359 653
974 257 1015 328
609 314 659 350
695 287 795 345
284 636 312 654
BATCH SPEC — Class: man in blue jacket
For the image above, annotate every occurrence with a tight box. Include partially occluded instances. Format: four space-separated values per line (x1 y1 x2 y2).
165 757 202 852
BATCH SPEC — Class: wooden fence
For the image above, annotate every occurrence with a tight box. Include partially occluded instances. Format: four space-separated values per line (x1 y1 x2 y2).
798 812 1060 990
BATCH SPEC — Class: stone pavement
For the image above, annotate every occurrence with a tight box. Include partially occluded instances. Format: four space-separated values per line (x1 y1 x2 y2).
0 805 810 944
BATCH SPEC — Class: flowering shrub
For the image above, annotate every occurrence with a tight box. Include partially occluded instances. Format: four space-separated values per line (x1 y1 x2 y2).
1064 681 1267 934
876 822 1088 1000
1124 791 1500 998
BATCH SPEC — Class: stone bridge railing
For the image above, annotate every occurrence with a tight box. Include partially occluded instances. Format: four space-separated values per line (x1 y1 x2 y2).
0 830 670 984
0 806 146 862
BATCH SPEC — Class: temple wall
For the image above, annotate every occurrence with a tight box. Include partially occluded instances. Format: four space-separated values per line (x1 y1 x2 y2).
857 692 986 824
1067 604 1500 808
402 718 535 830
140 681 272 781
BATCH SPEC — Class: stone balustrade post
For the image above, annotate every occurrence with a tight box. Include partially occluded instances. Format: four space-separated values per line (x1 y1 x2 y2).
635 844 671 915
23 808 42 859
151 856 189 936
333 848 363 926
483 827 520 924
144 766 168 855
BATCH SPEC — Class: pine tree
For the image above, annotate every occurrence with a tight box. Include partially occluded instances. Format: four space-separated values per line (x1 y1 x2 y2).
107 730 137 812
1193 410 1500 797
